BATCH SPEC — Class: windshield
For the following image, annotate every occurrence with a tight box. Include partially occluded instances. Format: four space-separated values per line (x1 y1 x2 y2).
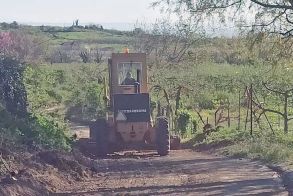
118 62 142 85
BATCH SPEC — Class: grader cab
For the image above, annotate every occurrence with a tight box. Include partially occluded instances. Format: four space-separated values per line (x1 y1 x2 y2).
89 52 170 156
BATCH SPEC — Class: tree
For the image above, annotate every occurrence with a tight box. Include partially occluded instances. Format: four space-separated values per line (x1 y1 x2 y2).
0 31 43 117
0 56 28 118
255 67 293 134
134 17 205 65
0 31 44 62
10 21 19 29
80 50 90 63
134 17 206 131
155 0 293 37
260 82 293 134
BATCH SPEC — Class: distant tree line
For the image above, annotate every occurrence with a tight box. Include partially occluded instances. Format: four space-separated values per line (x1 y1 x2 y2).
0 21 19 29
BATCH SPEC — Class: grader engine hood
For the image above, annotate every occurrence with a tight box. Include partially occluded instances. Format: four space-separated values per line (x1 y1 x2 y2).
113 93 150 122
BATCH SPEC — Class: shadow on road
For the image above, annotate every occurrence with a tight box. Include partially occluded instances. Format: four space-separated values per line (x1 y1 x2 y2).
54 178 284 196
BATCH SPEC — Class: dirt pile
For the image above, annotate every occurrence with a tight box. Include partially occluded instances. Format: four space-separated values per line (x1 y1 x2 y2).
35 151 86 177
0 145 95 196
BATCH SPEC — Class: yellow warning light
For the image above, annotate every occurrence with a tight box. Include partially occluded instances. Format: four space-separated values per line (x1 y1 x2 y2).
124 48 129 54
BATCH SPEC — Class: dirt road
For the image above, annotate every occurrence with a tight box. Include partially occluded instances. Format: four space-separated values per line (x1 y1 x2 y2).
1 131 288 196
48 124 286 195
54 151 286 195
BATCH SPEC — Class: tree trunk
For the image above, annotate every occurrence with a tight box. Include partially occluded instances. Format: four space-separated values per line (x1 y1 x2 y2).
284 117 289 134
175 86 182 116
284 94 289 134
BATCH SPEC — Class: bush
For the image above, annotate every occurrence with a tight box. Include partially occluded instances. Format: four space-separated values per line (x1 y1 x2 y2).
0 106 71 151
16 113 71 151
177 110 191 134
197 94 214 110
0 56 28 118
28 114 71 150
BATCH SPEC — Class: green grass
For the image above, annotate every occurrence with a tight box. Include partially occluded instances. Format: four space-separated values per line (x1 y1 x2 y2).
187 127 293 167
52 31 133 45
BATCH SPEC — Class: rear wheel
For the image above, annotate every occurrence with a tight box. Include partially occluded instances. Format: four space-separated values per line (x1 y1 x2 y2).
156 117 170 156
90 119 109 156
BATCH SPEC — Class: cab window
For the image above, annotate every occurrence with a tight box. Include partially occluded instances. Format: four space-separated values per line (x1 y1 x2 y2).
118 62 142 85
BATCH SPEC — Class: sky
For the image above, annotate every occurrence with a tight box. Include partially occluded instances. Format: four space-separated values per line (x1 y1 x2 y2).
0 0 161 28
0 0 237 35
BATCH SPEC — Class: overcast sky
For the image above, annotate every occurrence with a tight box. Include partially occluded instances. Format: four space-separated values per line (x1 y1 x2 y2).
0 0 161 25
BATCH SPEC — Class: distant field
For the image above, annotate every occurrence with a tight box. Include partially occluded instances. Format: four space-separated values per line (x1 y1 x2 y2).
53 31 133 44
0 26 134 52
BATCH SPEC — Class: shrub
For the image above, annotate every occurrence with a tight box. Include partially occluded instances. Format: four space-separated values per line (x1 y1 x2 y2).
28 114 71 150
0 56 28 118
15 113 71 150
197 94 214 110
177 110 191 136
0 106 71 151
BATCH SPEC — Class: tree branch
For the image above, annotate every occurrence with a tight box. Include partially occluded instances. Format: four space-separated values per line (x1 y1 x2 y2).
190 0 242 12
194 109 205 125
251 10 286 28
250 0 293 10
263 82 286 95
280 28 293 37
260 108 284 117
285 12 293 25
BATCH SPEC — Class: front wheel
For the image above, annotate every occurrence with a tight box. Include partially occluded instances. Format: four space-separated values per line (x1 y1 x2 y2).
156 117 170 156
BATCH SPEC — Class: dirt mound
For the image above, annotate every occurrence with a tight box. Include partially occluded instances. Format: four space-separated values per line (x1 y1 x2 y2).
0 178 50 196
35 151 86 177
0 148 12 159
73 138 98 159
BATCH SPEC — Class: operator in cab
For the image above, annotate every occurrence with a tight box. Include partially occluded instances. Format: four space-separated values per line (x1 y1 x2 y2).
121 71 136 85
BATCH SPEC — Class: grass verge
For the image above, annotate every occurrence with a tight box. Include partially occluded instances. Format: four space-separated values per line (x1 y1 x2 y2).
186 128 293 168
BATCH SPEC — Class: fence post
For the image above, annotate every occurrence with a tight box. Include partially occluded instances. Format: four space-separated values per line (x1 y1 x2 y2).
228 99 231 128
215 111 217 127
245 86 249 131
237 90 241 130
250 84 253 135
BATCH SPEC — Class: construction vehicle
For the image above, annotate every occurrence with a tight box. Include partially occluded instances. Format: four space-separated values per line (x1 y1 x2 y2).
89 52 170 156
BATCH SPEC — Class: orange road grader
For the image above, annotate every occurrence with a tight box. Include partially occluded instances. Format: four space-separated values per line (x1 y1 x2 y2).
89 51 179 156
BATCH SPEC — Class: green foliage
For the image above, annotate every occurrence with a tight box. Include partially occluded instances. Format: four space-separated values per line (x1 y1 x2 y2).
24 63 106 121
28 114 71 150
24 66 65 112
205 128 250 144
0 58 71 151
0 56 27 118
0 106 70 151
189 127 293 165
227 131 293 164
197 94 215 110
177 110 191 135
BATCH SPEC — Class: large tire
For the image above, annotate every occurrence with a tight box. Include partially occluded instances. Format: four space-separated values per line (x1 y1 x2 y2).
156 117 170 156
90 119 109 156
